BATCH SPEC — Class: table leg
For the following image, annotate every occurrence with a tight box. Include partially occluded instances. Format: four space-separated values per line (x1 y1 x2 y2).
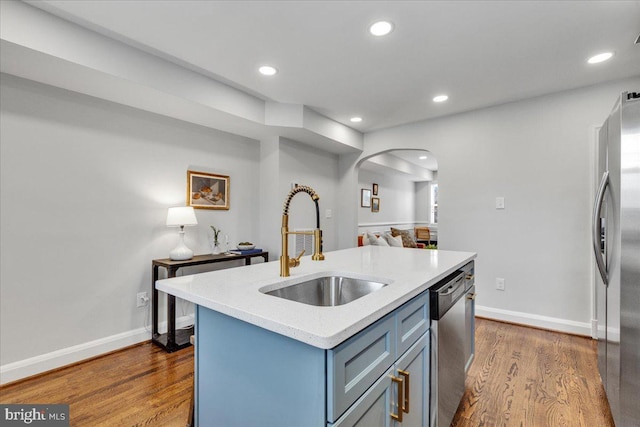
166 266 179 351
152 264 159 338
167 294 177 351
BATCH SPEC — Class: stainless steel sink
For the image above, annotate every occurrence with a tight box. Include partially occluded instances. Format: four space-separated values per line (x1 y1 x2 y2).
263 276 388 306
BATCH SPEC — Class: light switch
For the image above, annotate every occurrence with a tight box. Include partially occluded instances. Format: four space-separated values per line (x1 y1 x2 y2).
325 209 332 218
496 197 505 209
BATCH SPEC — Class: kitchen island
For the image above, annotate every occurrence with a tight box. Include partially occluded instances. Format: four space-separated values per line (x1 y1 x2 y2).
157 246 476 426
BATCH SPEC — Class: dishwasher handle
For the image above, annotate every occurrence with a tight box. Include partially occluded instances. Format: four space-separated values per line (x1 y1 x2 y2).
437 273 465 296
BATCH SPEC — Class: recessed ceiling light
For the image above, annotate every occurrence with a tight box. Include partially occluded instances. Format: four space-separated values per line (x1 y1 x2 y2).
433 95 448 103
587 52 614 64
350 117 363 123
369 21 393 37
258 65 278 76
419 155 428 160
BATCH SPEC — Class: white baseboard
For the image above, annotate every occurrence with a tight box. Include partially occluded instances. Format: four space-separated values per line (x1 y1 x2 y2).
475 305 592 337
0 315 195 385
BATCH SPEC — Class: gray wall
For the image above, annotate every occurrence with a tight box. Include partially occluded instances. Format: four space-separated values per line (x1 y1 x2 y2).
0 74 255 364
358 76 640 331
0 74 336 373
2 61 639 381
357 168 418 229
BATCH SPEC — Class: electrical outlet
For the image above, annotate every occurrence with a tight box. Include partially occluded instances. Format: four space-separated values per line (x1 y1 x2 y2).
496 197 505 209
136 292 149 308
496 278 505 291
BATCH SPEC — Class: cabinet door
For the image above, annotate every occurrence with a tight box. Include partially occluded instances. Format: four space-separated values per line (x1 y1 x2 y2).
331 367 394 427
328 314 396 422
396 291 429 357
395 333 429 427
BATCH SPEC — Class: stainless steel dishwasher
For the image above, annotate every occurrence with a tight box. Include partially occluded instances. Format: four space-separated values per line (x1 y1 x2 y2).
430 261 475 427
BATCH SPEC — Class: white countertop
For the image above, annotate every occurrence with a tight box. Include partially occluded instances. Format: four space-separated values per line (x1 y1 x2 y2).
156 246 476 349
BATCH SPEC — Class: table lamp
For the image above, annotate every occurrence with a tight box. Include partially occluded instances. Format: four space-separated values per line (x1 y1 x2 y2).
166 206 198 260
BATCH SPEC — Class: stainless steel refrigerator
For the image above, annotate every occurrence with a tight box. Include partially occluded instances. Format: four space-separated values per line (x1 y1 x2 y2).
592 91 640 426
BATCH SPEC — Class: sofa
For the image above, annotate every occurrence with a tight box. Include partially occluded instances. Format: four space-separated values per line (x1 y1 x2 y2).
358 227 428 249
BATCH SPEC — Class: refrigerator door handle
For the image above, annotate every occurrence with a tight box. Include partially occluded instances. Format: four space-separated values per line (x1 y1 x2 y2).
592 171 609 286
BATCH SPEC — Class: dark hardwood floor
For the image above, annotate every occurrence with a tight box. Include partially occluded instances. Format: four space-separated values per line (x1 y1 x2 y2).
0 318 613 426
0 343 194 426
453 318 614 427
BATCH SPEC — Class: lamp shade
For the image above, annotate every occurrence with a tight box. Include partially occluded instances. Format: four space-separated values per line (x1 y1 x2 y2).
166 206 198 227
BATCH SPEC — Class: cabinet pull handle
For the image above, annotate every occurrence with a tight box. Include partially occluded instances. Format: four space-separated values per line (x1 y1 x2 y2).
390 375 404 422
398 369 410 413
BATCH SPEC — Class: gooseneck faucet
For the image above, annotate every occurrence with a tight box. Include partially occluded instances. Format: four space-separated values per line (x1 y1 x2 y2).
280 185 324 277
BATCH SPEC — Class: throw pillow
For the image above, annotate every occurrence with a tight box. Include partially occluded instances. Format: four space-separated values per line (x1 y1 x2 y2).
366 232 378 245
384 233 404 247
390 227 417 248
367 232 389 246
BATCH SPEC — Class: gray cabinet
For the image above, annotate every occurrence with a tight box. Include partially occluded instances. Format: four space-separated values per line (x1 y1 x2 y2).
332 367 394 427
195 290 430 427
330 333 429 427
329 292 430 426
396 334 429 427
328 314 396 422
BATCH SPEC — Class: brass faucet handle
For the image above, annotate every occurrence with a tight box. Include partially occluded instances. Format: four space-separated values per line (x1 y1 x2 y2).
289 249 305 267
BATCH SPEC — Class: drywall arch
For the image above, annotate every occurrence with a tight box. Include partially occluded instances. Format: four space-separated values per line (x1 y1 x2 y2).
338 141 441 249
356 148 437 241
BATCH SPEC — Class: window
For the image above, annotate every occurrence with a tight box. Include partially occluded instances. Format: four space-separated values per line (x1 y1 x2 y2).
430 183 438 224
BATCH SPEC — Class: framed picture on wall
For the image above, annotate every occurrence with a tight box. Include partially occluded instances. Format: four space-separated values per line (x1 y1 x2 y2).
187 170 230 210
373 183 378 195
361 189 372 207
371 197 380 212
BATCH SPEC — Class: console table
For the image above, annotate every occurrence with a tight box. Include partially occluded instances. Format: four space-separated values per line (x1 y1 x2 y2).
152 251 269 352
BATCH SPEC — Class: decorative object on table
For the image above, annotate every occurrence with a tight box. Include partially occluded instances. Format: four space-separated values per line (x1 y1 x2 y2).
229 248 262 255
166 206 198 260
372 183 378 195
229 246 263 255
231 242 259 255
237 242 255 250
361 188 371 207
209 226 222 254
187 170 230 210
371 197 380 212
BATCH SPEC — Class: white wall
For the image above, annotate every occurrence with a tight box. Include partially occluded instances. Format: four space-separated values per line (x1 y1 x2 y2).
357 169 417 234
414 179 435 224
279 138 339 253
0 74 345 382
355 76 640 334
0 74 265 375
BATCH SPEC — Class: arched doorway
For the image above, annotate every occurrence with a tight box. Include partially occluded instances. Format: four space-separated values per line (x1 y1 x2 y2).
355 149 438 247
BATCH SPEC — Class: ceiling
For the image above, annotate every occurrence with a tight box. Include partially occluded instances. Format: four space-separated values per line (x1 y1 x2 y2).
28 0 640 136
391 150 438 171
360 149 437 181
